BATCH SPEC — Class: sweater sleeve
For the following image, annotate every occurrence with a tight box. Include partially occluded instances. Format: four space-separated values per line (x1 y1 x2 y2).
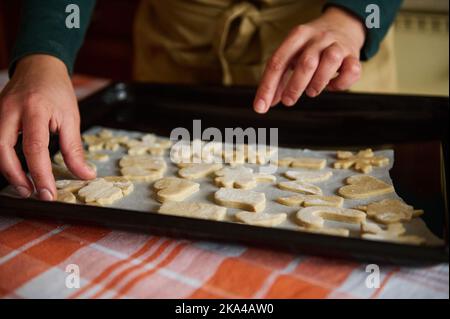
324 0 403 60
9 0 96 77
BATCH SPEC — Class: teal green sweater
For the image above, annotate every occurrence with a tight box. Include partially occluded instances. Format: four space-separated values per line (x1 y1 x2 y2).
9 0 402 76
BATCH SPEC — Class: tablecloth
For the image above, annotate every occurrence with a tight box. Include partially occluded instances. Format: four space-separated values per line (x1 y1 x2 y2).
0 71 448 299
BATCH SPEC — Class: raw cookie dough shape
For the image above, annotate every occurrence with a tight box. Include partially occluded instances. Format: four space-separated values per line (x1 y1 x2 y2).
53 151 109 165
153 177 200 202
178 163 223 180
276 157 326 170
361 221 426 245
78 179 125 206
214 166 276 189
119 154 167 182
338 175 394 199
333 148 389 174
82 129 129 152
277 194 344 207
56 180 88 193
277 180 322 195
357 199 418 224
158 201 226 221
170 139 221 164
235 211 287 227
56 190 77 204
103 176 134 195
214 188 266 212
296 206 366 228
125 133 172 156
284 170 333 182
361 221 405 236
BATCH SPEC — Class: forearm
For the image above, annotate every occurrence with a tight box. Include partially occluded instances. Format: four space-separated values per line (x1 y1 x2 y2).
9 0 96 77
324 0 403 60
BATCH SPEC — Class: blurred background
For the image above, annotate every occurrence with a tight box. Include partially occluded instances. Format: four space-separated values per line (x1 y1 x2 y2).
0 0 448 96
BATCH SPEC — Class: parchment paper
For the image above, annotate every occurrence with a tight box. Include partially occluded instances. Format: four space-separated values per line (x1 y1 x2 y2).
1 126 443 246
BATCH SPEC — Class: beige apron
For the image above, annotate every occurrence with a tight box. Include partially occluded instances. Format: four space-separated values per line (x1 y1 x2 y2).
133 0 397 93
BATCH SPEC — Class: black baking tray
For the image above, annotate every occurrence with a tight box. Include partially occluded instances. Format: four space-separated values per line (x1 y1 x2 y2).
0 82 448 265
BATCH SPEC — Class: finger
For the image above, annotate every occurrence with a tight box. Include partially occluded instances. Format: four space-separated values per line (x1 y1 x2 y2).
59 117 96 180
306 42 345 97
0 107 33 197
271 68 292 107
254 25 313 113
22 111 55 201
327 56 361 91
281 41 326 106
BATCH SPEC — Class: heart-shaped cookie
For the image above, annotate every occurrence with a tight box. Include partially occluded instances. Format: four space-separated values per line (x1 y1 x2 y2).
338 175 394 199
153 177 199 202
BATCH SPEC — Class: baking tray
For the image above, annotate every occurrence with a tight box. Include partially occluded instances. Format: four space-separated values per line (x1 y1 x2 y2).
0 82 448 265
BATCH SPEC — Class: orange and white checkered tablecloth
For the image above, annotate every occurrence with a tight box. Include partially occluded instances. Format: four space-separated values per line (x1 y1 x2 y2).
0 71 448 299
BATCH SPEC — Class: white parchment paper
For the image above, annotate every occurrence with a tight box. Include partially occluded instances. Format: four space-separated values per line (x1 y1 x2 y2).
1 126 443 246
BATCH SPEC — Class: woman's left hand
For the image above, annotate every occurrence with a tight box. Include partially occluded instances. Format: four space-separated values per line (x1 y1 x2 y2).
254 6 366 113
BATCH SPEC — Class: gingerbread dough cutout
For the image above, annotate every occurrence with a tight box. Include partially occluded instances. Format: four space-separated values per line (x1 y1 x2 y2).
178 163 223 179
284 170 332 182
78 179 125 206
296 206 366 228
362 233 426 245
153 177 199 202
277 194 344 207
235 211 287 227
103 176 134 196
333 148 389 174
83 129 129 152
277 157 326 170
119 155 167 182
125 134 172 156
214 166 276 189
56 180 88 193
361 221 405 236
357 199 418 224
56 190 77 204
214 188 265 212
53 151 109 166
277 180 322 195
158 201 226 221
338 175 394 199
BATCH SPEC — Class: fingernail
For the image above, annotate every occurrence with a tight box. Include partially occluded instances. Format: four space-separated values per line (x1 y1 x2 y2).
306 88 318 97
283 97 295 106
255 99 266 113
15 186 31 198
39 188 53 201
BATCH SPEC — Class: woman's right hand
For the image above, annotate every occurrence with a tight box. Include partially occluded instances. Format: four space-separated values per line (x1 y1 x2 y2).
0 54 96 201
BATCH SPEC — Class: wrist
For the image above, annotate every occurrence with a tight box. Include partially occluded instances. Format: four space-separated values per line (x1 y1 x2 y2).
322 6 366 51
15 54 68 77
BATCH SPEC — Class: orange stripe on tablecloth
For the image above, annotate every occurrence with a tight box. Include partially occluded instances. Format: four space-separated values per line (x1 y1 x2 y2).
189 257 271 298
70 236 159 299
293 257 356 287
112 242 189 298
371 268 399 299
0 225 110 297
0 221 61 258
264 274 330 298
90 239 173 299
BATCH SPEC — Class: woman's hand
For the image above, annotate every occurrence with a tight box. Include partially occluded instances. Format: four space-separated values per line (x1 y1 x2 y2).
254 6 366 113
0 54 96 200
